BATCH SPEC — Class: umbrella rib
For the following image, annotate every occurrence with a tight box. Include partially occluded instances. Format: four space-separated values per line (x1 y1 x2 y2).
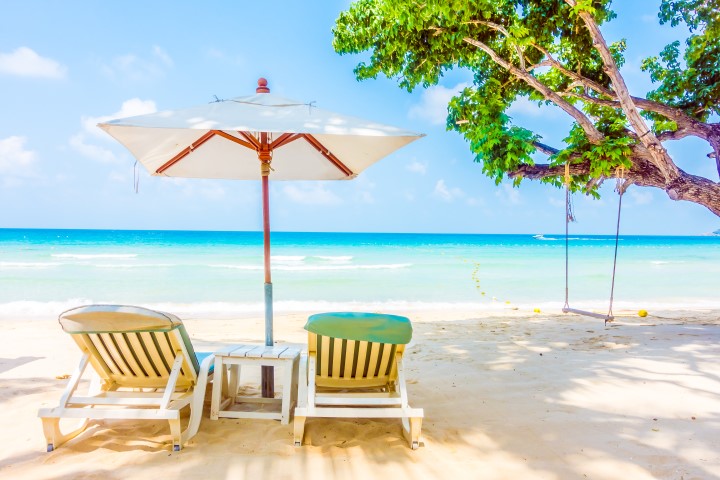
270 133 302 149
156 131 217 174
238 131 261 150
302 134 354 177
154 131 356 178
213 130 256 151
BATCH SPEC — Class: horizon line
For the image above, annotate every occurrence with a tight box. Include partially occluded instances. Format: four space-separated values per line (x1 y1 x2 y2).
0 227 717 237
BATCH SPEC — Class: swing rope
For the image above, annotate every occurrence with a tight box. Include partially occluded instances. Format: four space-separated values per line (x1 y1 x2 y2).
564 161 571 311
563 163 625 324
606 166 626 320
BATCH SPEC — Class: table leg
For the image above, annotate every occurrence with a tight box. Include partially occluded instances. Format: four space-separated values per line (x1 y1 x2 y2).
291 356 299 420
229 364 240 403
210 357 225 420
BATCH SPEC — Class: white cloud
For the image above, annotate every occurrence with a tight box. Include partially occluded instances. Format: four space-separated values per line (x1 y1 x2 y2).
409 83 468 125
207 48 224 59
406 160 428 175
548 196 566 208
69 134 117 163
157 178 229 200
508 97 559 118
195 183 226 200
152 46 173 67
70 98 158 162
495 183 522 205
629 188 653 205
205 48 245 66
0 47 67 79
0 136 36 175
433 179 465 202
282 183 342 205
353 176 376 204
82 98 157 137
108 171 128 183
357 191 375 204
579 193 606 208
102 46 173 82
641 14 657 24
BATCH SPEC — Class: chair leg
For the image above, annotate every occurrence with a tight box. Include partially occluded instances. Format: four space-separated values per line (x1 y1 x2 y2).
402 416 423 450
184 353 215 447
41 417 90 452
294 352 308 447
169 417 182 451
293 415 306 447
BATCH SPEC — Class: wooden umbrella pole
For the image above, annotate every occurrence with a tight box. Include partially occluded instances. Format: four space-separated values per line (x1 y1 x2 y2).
260 137 275 398
261 160 274 345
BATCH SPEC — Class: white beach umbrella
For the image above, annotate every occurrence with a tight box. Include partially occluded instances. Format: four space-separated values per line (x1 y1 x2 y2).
98 78 424 396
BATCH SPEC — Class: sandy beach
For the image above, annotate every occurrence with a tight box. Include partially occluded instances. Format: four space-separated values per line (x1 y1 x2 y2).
0 309 717 480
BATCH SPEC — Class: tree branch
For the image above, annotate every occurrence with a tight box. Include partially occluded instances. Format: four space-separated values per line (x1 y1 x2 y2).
461 36 605 143
533 141 560 155
468 20 528 70
530 43 615 98
566 0 680 181
510 158 720 215
532 40 715 143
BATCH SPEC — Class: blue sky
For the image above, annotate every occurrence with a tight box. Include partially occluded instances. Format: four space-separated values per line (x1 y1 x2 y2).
1 1 717 235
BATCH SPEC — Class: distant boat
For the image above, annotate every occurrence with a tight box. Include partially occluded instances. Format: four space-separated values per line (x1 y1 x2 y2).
533 234 544 239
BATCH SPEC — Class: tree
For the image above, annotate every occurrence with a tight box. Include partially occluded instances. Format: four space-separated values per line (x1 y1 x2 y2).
333 0 720 215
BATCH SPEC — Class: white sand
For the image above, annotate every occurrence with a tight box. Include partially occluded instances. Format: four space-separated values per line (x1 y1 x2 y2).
1 309 718 480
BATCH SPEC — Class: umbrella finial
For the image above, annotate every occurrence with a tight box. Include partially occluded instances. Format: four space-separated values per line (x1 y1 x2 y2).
256 78 270 94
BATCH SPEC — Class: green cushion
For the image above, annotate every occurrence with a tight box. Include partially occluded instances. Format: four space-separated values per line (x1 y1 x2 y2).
305 312 412 344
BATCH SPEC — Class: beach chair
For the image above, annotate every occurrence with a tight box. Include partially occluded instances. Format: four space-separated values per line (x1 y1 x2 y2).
293 312 423 449
37 305 214 452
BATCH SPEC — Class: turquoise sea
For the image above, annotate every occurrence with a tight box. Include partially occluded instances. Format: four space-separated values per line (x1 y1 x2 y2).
1 229 719 319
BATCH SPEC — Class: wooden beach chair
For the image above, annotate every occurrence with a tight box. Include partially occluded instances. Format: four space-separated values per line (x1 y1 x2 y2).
293 312 423 449
37 305 214 452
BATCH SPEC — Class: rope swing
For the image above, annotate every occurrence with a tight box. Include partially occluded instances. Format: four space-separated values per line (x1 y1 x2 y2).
562 162 625 325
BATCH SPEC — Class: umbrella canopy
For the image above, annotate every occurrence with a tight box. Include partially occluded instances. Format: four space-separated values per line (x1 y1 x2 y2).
98 78 423 396
98 80 422 181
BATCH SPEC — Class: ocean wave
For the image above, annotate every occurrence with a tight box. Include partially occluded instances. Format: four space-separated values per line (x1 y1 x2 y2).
0 298 94 318
95 263 176 269
271 255 306 263
210 264 263 270
210 263 412 271
0 261 63 269
316 255 353 262
272 255 353 264
533 235 613 241
52 253 138 259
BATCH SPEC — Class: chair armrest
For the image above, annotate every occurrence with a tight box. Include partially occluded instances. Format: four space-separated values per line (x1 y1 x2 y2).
296 352 308 409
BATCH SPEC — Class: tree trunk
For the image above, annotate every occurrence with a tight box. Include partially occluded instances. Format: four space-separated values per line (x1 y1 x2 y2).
511 160 720 216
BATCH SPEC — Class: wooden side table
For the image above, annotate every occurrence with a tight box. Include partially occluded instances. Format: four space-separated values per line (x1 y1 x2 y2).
210 344 300 424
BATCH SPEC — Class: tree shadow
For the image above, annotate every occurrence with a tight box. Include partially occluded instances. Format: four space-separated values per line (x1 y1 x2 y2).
0 356 44 374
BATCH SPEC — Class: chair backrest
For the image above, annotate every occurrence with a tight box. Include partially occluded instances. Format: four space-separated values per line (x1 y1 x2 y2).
59 305 200 389
304 312 412 389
